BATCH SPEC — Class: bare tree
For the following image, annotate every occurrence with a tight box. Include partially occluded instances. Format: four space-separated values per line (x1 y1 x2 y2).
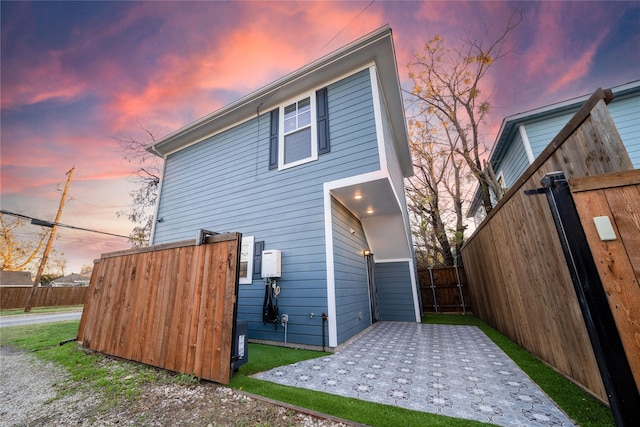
406 120 456 267
1 213 48 271
114 126 162 247
0 213 66 275
407 10 522 215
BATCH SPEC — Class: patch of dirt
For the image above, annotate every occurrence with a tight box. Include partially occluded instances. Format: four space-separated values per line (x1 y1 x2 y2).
0 346 355 427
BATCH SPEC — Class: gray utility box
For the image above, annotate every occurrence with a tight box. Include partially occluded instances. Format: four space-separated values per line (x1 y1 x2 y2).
232 320 248 371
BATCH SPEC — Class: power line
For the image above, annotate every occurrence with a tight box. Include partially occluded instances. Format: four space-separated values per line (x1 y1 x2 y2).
0 209 130 239
319 0 376 53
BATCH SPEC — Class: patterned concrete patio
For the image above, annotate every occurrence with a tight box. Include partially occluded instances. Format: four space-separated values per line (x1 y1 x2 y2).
256 322 575 426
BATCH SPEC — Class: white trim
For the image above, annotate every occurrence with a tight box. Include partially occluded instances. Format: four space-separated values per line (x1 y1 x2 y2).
323 169 388 348
373 257 413 263
238 235 254 284
278 91 318 170
519 124 535 164
325 170 388 191
408 258 421 322
323 184 338 347
370 66 388 174
149 156 166 245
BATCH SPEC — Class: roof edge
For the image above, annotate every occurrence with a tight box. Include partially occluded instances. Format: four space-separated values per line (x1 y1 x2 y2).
148 25 397 157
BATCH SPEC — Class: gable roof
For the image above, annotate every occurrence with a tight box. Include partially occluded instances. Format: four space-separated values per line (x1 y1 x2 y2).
0 270 34 287
489 80 640 169
148 26 412 177
468 80 640 217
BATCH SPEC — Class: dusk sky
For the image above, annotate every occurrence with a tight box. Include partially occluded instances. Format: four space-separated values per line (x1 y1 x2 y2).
1 1 639 275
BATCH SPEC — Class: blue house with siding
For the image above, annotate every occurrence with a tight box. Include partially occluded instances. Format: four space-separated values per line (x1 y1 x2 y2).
469 80 640 224
147 27 420 350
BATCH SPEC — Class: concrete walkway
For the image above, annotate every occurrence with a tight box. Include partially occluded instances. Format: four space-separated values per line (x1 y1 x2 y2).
256 322 575 426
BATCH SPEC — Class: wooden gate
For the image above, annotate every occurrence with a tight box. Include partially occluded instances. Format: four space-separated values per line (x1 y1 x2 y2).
418 267 471 313
77 232 241 385
571 171 640 394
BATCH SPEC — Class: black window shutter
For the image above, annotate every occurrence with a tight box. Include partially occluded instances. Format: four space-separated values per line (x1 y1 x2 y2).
316 88 330 154
268 110 279 169
253 240 265 280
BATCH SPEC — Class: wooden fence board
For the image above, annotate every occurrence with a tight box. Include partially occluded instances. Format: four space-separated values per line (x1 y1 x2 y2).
572 175 640 392
461 90 633 401
77 233 241 385
0 286 88 310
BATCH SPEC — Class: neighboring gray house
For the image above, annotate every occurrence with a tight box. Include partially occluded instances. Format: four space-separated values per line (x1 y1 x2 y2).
0 270 33 287
147 27 420 349
50 273 91 287
470 80 640 224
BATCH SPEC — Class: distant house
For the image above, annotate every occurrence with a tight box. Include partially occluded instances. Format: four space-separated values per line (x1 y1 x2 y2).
147 26 420 349
469 80 640 224
50 273 91 287
0 270 33 287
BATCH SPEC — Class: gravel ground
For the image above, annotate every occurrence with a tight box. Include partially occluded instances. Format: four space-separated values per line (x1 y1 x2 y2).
0 346 357 427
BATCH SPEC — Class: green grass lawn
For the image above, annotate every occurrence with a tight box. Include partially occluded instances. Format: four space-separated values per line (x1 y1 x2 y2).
0 314 614 427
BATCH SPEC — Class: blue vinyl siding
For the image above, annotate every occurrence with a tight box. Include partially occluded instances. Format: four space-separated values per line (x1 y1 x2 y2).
516 96 639 175
608 95 640 168
153 68 379 347
523 113 575 158
332 197 371 344
498 132 531 188
375 262 415 321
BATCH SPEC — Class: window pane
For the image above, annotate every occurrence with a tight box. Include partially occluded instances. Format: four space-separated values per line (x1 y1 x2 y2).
298 110 311 127
284 117 296 133
298 97 310 111
284 127 311 164
284 103 296 119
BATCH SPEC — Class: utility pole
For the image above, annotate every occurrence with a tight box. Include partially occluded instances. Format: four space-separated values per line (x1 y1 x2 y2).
25 167 75 312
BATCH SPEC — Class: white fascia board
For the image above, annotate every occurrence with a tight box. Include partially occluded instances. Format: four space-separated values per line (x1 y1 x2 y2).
519 124 535 164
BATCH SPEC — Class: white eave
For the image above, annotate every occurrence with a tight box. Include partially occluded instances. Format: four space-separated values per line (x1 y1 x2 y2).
147 25 413 177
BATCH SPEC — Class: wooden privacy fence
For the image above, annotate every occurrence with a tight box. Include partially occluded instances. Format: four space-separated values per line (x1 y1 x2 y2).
0 286 88 310
418 267 471 313
77 232 241 385
461 88 634 403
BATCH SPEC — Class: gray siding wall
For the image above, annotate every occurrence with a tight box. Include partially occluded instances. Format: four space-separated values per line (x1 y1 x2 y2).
331 197 371 344
608 94 640 168
375 261 416 321
153 68 379 347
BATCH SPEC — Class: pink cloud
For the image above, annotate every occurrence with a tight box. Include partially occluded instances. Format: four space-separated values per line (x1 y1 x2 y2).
103 1 385 134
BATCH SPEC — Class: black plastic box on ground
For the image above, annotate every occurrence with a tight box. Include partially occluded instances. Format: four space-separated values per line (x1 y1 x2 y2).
232 320 248 371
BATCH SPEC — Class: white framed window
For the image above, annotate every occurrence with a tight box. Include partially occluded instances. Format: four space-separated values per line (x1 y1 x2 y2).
238 235 254 284
279 92 317 169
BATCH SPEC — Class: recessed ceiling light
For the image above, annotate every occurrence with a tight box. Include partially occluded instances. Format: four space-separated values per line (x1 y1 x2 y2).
367 208 374 214
355 194 362 200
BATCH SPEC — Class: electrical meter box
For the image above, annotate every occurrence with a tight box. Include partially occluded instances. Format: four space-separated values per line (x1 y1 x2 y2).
261 249 281 278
